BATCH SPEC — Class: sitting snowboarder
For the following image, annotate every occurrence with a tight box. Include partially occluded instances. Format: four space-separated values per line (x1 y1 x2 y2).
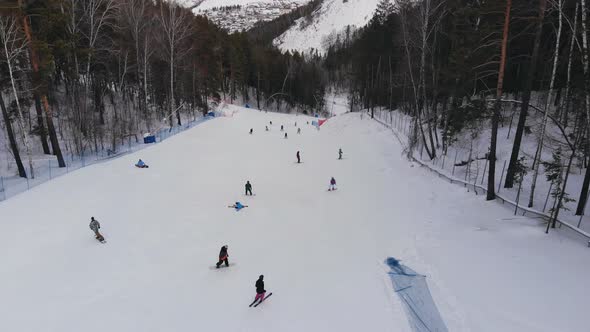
135 159 149 168
89 217 105 242
229 202 248 211
245 181 253 196
216 245 229 268
329 177 337 191
265 126 269 131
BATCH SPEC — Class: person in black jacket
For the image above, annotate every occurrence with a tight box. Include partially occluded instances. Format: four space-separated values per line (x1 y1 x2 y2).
216 245 229 268
254 275 266 301
245 181 253 196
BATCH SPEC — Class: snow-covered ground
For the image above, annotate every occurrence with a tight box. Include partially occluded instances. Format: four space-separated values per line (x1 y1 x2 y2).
273 0 380 55
1 105 589 332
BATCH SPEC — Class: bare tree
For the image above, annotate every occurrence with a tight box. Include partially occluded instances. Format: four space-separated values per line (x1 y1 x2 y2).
0 14 34 178
0 91 26 177
528 0 563 207
119 0 150 127
157 0 192 127
504 0 548 188
81 0 117 146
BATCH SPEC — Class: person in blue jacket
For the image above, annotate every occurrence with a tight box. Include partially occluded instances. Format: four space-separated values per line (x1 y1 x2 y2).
229 202 248 211
135 159 149 168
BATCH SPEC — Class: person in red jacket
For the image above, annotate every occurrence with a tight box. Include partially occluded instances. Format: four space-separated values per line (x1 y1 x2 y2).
216 245 229 268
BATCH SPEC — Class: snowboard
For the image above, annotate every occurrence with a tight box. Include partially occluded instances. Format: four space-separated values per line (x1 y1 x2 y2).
209 263 235 270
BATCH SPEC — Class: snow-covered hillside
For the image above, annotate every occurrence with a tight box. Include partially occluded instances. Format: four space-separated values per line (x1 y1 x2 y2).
192 0 310 32
194 0 308 11
274 0 381 55
1 104 589 331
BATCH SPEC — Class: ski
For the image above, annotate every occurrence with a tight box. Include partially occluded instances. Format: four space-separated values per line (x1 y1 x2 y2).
253 293 272 307
249 299 260 307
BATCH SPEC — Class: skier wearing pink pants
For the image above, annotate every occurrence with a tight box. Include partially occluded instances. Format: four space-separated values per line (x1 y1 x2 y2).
255 275 266 301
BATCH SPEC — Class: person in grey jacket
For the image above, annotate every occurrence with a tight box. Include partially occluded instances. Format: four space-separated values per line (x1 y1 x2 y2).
89 217 104 242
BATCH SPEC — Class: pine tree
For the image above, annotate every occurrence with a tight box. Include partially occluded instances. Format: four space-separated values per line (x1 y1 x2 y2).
373 0 395 25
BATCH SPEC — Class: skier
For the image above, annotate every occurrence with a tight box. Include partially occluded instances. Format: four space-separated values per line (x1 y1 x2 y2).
280 125 284 131
216 245 229 268
284 132 288 139
254 275 266 302
297 128 301 134
89 217 104 242
338 148 343 160
229 202 248 211
329 177 337 191
296 151 301 163
135 159 149 168
245 181 253 196
249 128 253 134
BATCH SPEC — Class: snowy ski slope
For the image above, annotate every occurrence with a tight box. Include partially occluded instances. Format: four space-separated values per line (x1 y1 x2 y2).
0 105 589 332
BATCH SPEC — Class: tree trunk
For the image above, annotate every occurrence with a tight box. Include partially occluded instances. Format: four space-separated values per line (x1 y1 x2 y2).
528 0 562 207
22 15 66 167
576 0 590 215
0 92 27 177
505 0 547 188
33 92 50 154
488 0 512 200
561 2 578 127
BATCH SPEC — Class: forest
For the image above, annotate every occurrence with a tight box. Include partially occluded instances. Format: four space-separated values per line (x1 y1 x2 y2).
325 0 590 229
0 0 325 181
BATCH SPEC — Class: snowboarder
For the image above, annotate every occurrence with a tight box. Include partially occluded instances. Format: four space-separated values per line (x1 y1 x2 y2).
135 159 149 168
280 125 284 131
338 148 343 160
216 245 229 268
329 177 337 191
229 202 248 211
245 181 253 196
284 132 288 139
296 151 301 163
254 275 266 302
297 128 301 134
249 128 253 134
89 217 105 242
